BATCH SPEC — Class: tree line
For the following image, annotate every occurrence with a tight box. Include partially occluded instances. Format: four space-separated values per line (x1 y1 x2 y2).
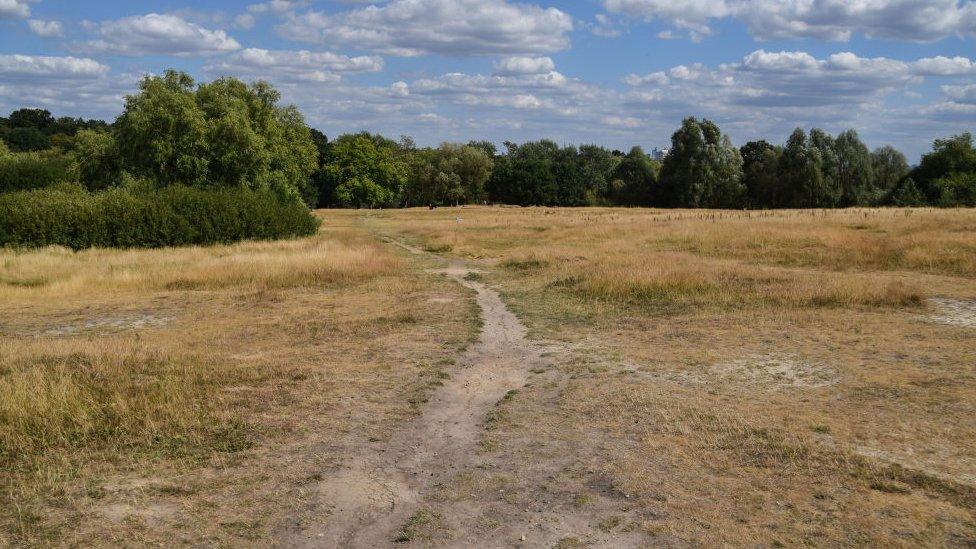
305 118 975 209
2 78 975 211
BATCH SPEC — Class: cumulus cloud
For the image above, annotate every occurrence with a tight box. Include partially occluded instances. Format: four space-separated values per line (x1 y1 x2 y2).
942 84 976 104
27 19 63 38
493 56 556 76
911 55 976 75
0 54 109 80
604 0 976 42
0 0 32 19
84 13 241 56
277 0 573 56
204 48 384 82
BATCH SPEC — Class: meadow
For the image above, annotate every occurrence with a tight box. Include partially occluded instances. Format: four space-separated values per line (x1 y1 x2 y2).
1 206 974 546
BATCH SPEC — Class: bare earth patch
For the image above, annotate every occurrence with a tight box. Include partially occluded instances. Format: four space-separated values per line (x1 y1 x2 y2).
40 313 172 337
926 297 976 328
709 353 839 389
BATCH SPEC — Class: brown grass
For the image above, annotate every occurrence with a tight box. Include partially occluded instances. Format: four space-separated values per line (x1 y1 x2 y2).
367 206 976 546
0 217 478 546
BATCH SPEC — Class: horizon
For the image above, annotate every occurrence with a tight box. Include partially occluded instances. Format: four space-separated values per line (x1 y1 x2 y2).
1 1 975 162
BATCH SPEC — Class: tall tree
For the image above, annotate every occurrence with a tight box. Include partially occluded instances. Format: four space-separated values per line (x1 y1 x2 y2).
659 117 744 208
834 129 875 206
609 146 658 206
871 145 909 192
779 128 827 208
910 133 976 204
322 133 407 208
809 129 841 207
114 70 317 200
740 140 782 208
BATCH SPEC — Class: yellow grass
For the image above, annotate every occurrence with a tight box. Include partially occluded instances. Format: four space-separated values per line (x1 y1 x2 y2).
0 219 477 545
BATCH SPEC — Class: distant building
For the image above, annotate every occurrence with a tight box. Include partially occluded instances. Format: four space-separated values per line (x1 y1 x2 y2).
650 147 669 161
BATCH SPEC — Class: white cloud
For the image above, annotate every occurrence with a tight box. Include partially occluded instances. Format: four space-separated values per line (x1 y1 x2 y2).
603 0 976 42
27 19 63 38
493 56 556 76
278 0 573 56
942 84 976 104
247 0 309 14
624 71 668 86
0 0 31 19
911 55 976 75
205 48 384 82
0 54 109 80
85 13 241 56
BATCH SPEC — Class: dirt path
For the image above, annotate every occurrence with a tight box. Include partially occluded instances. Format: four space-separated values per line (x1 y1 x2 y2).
280 242 546 547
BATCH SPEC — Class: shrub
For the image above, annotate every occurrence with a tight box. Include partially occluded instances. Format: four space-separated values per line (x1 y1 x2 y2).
0 185 320 249
0 150 79 193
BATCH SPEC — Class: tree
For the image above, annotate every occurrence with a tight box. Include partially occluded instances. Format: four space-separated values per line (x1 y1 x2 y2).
834 129 875 206
609 146 658 206
114 71 317 200
910 133 976 204
778 128 827 208
322 133 406 208
740 140 782 208
72 129 121 190
578 144 619 205
114 71 210 186
487 140 561 206
809 128 841 207
871 145 909 192
659 117 744 208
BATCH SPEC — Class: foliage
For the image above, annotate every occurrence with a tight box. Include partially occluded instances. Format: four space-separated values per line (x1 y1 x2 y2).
404 143 493 206
659 117 745 208
0 184 319 249
114 71 317 199
0 150 79 193
834 129 875 206
72 129 122 190
871 145 909 192
321 133 407 208
0 108 108 152
609 146 658 206
911 133 976 204
740 140 782 208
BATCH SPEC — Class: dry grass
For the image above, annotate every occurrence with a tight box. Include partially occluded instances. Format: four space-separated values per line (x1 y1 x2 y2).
0 226 398 302
367 206 976 546
3 206 974 546
0 216 478 546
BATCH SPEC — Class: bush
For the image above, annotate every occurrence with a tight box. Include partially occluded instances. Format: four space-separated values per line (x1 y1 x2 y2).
0 185 320 249
0 150 79 193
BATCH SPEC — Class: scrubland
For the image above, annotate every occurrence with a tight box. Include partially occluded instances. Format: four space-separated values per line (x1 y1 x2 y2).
2 206 974 546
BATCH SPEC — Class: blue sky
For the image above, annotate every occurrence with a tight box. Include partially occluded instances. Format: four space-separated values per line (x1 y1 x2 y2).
1 0 974 160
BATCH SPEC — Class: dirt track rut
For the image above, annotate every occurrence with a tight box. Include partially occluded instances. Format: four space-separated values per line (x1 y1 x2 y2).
281 243 545 547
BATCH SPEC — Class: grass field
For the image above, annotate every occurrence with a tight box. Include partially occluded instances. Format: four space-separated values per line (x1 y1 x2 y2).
2 206 974 546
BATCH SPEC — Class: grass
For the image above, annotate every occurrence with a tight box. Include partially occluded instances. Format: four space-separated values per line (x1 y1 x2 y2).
3 206 974 546
0 215 480 546
366 205 976 546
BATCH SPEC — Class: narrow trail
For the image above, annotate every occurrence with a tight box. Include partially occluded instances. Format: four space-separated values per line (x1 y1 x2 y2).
281 238 547 547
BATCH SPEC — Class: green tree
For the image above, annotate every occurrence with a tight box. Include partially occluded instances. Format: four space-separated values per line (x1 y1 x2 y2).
115 71 210 186
323 133 406 208
609 146 658 206
834 129 875 206
871 145 909 192
910 133 976 204
659 117 744 208
809 129 841 207
740 140 782 208
72 129 121 190
779 128 827 208
114 70 317 200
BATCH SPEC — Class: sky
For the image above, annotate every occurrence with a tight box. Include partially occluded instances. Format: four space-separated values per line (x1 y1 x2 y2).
0 1 974 161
